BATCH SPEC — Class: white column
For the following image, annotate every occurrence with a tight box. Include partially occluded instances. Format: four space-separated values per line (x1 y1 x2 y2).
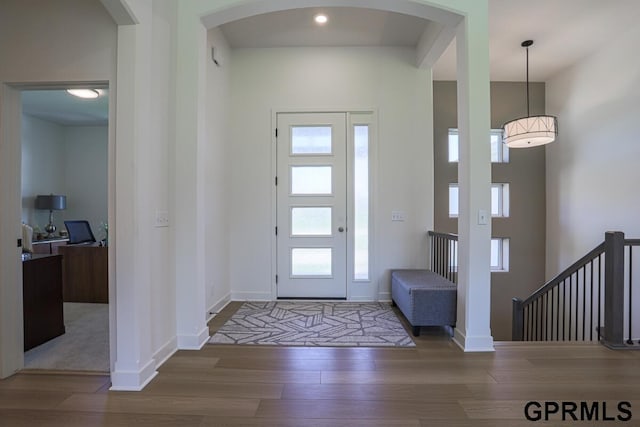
110 0 157 390
173 5 209 349
453 2 494 351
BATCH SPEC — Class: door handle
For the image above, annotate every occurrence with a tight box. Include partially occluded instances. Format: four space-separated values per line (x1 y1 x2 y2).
338 227 345 233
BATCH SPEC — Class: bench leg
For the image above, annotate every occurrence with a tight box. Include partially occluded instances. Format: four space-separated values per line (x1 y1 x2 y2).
412 326 420 337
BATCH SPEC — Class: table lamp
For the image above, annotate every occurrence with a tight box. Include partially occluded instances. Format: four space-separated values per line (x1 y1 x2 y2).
35 194 67 238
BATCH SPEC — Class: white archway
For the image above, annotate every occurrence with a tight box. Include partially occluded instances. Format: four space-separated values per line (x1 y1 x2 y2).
106 0 493 391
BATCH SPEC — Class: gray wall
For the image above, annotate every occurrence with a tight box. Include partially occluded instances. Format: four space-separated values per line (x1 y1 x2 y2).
433 81 546 340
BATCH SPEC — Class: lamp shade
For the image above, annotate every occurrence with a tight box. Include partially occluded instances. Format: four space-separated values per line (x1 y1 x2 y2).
503 115 558 148
35 194 67 210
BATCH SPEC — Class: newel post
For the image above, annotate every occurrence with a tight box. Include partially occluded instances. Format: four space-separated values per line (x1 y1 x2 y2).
512 298 524 341
603 231 625 348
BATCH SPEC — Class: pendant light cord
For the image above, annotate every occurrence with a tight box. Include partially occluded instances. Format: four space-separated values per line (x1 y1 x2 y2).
526 44 530 117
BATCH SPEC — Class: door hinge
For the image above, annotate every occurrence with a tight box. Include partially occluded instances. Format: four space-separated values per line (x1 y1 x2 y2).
275 176 278 186
275 226 278 236
275 275 279 284
275 128 278 138
17 238 22 248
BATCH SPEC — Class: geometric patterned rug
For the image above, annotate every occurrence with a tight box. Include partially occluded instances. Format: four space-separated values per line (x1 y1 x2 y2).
209 301 415 347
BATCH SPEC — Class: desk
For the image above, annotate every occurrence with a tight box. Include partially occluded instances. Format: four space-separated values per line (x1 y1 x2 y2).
58 245 108 303
23 255 65 351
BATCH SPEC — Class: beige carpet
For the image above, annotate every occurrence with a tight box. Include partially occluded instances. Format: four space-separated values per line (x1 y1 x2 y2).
24 302 109 372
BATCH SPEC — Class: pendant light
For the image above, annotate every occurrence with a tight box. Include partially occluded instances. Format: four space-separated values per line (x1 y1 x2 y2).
503 40 558 148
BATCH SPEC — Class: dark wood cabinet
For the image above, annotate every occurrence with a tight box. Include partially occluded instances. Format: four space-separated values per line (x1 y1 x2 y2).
31 238 69 255
58 245 108 303
22 255 65 351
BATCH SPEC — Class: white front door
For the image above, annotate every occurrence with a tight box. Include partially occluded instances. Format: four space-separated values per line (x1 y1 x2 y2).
276 113 347 298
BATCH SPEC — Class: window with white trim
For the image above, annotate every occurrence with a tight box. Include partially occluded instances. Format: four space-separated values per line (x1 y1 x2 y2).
491 238 510 272
491 183 509 217
444 238 509 272
449 183 509 218
448 129 509 163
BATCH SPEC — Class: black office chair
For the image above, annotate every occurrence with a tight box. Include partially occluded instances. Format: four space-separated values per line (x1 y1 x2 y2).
64 220 97 245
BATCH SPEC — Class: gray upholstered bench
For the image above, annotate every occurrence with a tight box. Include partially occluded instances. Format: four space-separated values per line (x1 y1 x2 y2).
391 269 457 337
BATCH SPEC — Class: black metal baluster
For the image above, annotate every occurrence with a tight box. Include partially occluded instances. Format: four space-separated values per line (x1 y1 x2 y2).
582 266 586 341
562 280 566 341
570 275 574 341
440 237 444 277
597 254 602 341
627 245 633 345
453 241 457 284
531 300 536 340
544 292 548 340
528 304 532 341
589 260 593 341
552 285 557 340
537 298 541 340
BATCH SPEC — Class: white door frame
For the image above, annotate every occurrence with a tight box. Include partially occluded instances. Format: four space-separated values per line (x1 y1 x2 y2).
0 81 113 378
270 108 378 301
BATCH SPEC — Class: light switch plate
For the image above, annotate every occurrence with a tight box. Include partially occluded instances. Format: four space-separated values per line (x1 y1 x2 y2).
478 209 488 225
391 211 406 222
155 210 169 227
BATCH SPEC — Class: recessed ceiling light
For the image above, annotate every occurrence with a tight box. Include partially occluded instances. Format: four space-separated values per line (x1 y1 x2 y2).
66 89 100 99
314 14 328 25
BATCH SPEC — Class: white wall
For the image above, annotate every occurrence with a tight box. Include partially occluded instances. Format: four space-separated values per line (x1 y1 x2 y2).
229 46 433 300
0 0 117 378
21 119 108 238
21 115 66 229
63 126 108 238
204 28 232 314
546 24 640 275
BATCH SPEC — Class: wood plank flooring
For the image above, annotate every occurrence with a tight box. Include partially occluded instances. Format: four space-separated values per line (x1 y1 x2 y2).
2 301 639 426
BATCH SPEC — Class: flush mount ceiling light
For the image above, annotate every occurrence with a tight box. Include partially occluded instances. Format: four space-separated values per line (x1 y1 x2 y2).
66 88 100 99
502 40 558 148
314 13 328 24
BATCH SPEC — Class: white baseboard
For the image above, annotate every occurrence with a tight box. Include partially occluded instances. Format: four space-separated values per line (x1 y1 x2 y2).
153 336 177 369
207 294 231 322
349 296 376 302
177 325 210 350
453 328 495 352
110 358 158 391
378 291 391 302
230 291 272 301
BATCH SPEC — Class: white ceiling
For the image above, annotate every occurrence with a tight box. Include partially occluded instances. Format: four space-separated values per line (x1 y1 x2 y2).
24 1 640 125
220 7 432 48
22 89 108 126
220 0 640 81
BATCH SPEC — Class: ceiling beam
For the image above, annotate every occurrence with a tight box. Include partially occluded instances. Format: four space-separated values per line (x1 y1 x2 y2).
100 0 138 25
416 21 457 70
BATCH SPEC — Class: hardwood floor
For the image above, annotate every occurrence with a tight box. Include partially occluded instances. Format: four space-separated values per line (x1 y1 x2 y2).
2 301 639 426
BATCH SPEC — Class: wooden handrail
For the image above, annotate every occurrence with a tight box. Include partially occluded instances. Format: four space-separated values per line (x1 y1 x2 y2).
521 242 605 305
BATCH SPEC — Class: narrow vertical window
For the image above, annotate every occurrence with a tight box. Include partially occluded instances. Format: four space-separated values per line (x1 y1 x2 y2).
448 129 459 162
449 129 509 163
449 184 459 217
354 125 369 280
491 183 510 217
491 238 510 272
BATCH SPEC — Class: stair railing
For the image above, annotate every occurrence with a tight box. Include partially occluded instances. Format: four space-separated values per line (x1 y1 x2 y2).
513 231 640 348
427 231 458 284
